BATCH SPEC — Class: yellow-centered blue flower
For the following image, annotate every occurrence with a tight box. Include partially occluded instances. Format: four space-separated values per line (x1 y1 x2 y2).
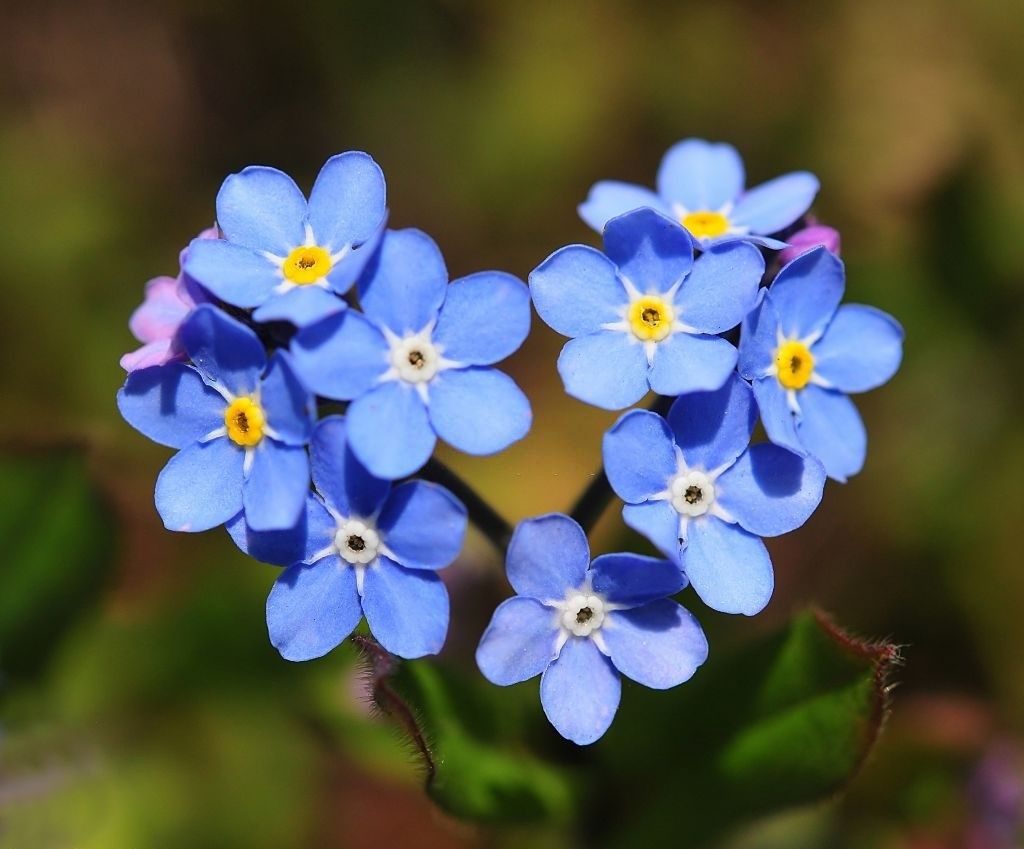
225 396 266 446
774 340 815 390
627 295 675 342
282 245 333 285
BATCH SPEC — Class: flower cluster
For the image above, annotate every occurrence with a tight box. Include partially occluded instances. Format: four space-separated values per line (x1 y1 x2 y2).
118 139 902 745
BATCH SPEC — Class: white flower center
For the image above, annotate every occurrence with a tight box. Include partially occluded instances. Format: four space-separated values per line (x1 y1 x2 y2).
670 470 715 517
389 331 441 383
335 519 381 565
560 590 606 637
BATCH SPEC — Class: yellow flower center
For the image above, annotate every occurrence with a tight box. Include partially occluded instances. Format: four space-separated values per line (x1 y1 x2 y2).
627 295 675 342
681 210 730 239
282 245 332 285
775 340 815 390
224 397 266 446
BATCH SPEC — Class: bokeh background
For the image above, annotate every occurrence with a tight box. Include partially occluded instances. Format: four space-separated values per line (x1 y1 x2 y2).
2 0 1023 846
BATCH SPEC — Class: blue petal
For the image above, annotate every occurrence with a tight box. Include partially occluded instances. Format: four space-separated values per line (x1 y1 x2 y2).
325 216 387 295
667 373 755 471
529 245 626 338
683 517 774 615
155 438 244 532
507 514 590 600
309 416 390 519
306 151 387 251
289 310 389 401
590 554 685 607
656 139 745 211
243 440 310 531
260 351 314 446
357 229 447 335
766 247 844 341
361 556 449 658
346 381 436 479
476 597 559 686
558 332 649 410
252 286 347 327
433 271 530 365
731 172 820 235
751 376 803 455
737 289 779 379
709 233 789 251
118 364 225 449
603 600 708 689
648 332 737 397
796 385 866 482
602 410 677 503
266 556 362 661
377 481 467 570
227 496 336 566
179 305 266 397
602 208 695 294
622 501 683 562
428 367 531 455
674 241 764 334
578 181 669 233
215 165 306 254
540 637 620 745
716 444 826 537
813 305 904 393
183 239 281 309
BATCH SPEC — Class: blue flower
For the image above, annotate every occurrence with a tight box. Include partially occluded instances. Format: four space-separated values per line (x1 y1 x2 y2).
289 228 533 479
243 416 467 660
529 208 764 410
737 247 904 482
602 373 826 616
579 138 819 249
183 152 387 327
117 305 315 532
476 514 708 746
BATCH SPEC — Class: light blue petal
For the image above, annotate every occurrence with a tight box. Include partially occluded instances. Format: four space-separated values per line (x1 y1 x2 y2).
118 364 225 449
716 444 826 537
622 501 683 562
183 239 281 308
357 228 447 335
813 305 904 393
708 233 789 251
557 332 649 410
737 289 779 379
428 367 531 455
155 438 244 532
731 172 820 235
475 597 559 686
325 216 387 295
306 151 387 251
243 440 310 532
215 165 306 254
602 410 677 503
289 310 389 401
751 376 803 455
266 556 361 661
529 245 626 338
578 181 669 233
260 351 314 446
433 271 530 365
683 517 774 615
309 416 390 519
540 637 620 745
603 600 708 689
796 385 867 482
656 139 745 211
179 305 266 397
362 556 449 658
252 287 347 327
648 332 737 397
766 247 844 341
590 554 685 607
227 496 335 566
667 373 755 471
507 514 590 600
346 381 436 479
674 241 764 334
377 481 467 570
602 208 694 294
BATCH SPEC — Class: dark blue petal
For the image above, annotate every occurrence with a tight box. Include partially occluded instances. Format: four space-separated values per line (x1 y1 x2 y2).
737 290 779 379
602 208 695 294
813 304 904 393
557 332 649 410
796 385 867 482
529 245 626 338
306 151 387 251
357 228 447 335
377 481 467 570
578 180 669 233
622 501 683 563
602 600 708 689
475 597 559 686
252 287 347 327
242 441 310 532
667 373 756 471
260 351 314 446
682 517 773 615
648 333 737 398
183 239 281 309
155 438 244 532
361 556 449 659
731 172 819 235
602 410 677 503
433 271 530 365
656 139 745 211
290 310 389 401
216 165 306 254
674 241 763 334
507 514 589 600
766 247 844 341
428 368 531 455
179 305 267 397
309 416 390 519
227 496 336 566
346 382 436 479
540 637 620 745
590 554 685 607
118 364 225 449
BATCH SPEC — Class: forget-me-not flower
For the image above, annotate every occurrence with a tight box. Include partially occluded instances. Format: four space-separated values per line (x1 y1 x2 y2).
476 514 708 745
529 208 763 410
290 228 532 479
117 305 314 532
738 247 904 482
579 138 819 249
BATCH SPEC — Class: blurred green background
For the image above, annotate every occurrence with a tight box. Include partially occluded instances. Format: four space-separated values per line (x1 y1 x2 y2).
2 0 1023 846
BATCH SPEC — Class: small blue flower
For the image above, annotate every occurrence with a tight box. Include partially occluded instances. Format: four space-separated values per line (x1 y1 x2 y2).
183 152 387 327
603 374 826 616
289 228 532 479
737 247 904 482
117 305 315 532
242 416 467 660
476 514 708 746
579 138 819 249
530 208 764 410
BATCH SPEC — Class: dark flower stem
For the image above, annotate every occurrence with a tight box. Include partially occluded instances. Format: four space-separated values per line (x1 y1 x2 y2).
419 457 514 553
